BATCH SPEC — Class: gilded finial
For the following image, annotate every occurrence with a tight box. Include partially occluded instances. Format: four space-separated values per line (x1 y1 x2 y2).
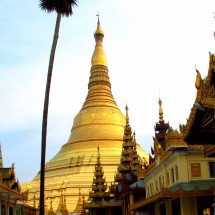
33 195 36 208
91 15 107 66
94 13 104 37
96 12 100 24
48 199 55 215
123 103 133 139
125 104 129 124
50 199 53 208
158 98 164 122
0 144 3 168
195 67 201 90
133 131 137 150
97 145 100 165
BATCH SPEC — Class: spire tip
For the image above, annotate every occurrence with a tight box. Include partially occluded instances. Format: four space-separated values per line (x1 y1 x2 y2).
96 12 100 24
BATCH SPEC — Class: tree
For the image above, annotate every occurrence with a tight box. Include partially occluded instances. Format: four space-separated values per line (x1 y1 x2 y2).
39 1 77 215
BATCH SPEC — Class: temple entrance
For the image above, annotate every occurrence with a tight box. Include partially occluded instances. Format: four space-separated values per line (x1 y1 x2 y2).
1 205 6 215
171 198 181 215
159 203 166 215
113 207 122 215
9 207 13 215
197 196 214 215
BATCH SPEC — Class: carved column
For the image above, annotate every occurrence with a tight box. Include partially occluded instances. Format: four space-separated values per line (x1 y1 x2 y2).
129 193 134 215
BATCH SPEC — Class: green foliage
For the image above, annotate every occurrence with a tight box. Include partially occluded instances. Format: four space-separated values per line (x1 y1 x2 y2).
40 0 78 16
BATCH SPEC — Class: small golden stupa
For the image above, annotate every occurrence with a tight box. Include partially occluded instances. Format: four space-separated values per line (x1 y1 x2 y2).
21 18 148 212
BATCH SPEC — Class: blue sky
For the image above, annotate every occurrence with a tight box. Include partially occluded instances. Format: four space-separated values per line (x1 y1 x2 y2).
1 0 215 183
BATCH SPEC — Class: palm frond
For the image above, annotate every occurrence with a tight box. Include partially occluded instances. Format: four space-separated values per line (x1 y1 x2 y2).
40 0 78 16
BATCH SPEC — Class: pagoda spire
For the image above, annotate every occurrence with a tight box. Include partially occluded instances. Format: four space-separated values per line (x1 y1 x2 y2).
71 17 120 114
56 192 68 215
125 104 129 124
154 98 169 149
91 15 107 66
96 146 101 165
0 144 3 168
130 131 141 171
33 195 36 208
48 200 55 215
61 196 68 215
89 146 109 199
74 188 84 213
74 188 87 214
158 98 164 122
56 192 63 213
124 105 133 142
115 106 141 185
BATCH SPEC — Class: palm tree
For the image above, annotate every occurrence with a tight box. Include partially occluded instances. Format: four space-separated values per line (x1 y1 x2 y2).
39 1 77 215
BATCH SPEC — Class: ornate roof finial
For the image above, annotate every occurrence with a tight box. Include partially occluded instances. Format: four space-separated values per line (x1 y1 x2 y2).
155 97 169 149
90 146 108 199
79 187 81 197
195 67 201 90
91 15 107 66
33 195 36 208
96 12 100 24
158 98 164 122
125 104 129 124
94 13 104 36
133 131 137 150
133 131 136 138
123 104 132 141
0 144 3 168
97 145 100 165
48 199 55 215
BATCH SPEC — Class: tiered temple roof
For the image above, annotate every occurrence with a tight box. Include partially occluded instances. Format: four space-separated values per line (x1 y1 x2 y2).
149 98 169 165
180 53 215 146
89 146 109 199
154 98 169 150
114 105 142 196
84 145 122 211
0 147 27 203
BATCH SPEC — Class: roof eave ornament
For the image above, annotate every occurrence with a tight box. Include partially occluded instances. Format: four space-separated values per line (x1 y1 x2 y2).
195 67 202 90
158 98 164 123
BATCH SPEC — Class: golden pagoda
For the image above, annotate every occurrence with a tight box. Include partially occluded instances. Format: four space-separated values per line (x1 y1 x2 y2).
21 18 148 212
73 188 87 214
89 146 109 199
84 146 122 215
115 105 142 188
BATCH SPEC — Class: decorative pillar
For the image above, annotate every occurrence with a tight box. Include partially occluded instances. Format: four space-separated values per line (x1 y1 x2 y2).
129 193 135 215
166 199 172 215
5 195 9 215
0 204 1 215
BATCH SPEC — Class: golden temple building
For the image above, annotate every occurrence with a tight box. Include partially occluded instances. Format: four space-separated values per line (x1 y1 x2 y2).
120 54 215 215
0 146 38 215
84 53 215 215
21 19 148 212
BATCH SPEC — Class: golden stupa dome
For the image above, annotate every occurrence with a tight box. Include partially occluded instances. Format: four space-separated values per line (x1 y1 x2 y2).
65 18 124 146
